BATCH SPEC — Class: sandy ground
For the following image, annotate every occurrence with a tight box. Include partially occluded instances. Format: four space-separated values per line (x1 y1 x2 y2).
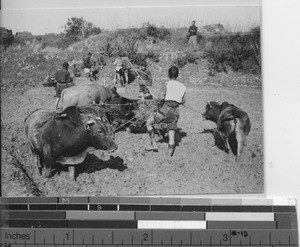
1 76 263 197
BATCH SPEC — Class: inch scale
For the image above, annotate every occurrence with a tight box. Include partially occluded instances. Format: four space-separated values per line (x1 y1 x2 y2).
0 197 298 247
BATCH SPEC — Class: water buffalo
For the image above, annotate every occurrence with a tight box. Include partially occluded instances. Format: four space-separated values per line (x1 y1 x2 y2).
203 101 251 161
60 84 119 110
25 106 117 179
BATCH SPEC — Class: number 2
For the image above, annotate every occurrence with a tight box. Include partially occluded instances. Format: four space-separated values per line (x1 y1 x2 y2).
143 233 148 241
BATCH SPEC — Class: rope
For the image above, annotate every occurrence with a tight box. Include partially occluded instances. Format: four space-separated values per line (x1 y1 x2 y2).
112 102 156 132
182 104 204 115
113 113 143 132
100 102 138 106
128 60 157 98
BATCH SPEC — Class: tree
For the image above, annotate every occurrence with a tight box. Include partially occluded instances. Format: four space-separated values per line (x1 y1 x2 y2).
64 17 102 40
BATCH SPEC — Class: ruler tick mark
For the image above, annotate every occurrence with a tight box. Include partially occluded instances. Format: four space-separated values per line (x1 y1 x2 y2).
151 229 153 245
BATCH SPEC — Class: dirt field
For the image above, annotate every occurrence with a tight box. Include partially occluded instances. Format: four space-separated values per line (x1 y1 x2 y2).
1 71 263 197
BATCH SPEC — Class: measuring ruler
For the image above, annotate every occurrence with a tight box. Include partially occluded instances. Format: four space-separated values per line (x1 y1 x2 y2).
0 197 298 246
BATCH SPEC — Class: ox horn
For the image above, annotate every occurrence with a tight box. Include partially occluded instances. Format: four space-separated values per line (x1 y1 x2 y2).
84 119 96 130
86 119 96 125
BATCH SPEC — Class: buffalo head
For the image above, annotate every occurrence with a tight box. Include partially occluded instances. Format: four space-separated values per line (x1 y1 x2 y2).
202 101 221 123
84 116 117 152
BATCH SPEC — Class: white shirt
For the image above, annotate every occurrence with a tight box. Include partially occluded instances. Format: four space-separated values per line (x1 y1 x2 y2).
164 80 186 103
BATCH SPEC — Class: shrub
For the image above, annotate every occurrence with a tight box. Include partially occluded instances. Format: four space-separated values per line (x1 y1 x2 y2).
141 24 171 42
64 17 102 40
112 29 140 58
204 27 261 75
130 51 160 65
0 28 14 49
173 53 199 68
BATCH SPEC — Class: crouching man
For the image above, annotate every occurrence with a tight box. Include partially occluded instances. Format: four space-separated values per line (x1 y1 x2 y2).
146 66 186 156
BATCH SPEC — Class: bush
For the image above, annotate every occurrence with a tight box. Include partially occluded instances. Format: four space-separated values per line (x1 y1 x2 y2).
173 53 199 68
64 17 102 40
204 27 261 75
0 28 14 49
39 33 68 49
111 29 140 58
143 24 171 41
131 51 160 65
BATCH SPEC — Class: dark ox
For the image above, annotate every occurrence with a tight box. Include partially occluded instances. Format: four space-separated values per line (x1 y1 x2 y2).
203 101 251 161
25 106 117 179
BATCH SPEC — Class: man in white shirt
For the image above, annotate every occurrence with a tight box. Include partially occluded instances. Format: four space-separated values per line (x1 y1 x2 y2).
146 66 186 156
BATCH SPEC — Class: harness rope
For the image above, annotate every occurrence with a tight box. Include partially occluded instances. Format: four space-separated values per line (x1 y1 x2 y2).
128 61 157 99
100 102 138 106
182 104 204 115
112 104 154 132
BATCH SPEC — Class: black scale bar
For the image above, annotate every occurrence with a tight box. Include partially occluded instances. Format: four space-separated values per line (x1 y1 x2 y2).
1 204 297 212
1 220 284 229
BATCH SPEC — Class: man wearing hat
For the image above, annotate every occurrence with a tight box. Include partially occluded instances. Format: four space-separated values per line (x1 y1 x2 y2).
146 66 186 156
54 62 73 109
